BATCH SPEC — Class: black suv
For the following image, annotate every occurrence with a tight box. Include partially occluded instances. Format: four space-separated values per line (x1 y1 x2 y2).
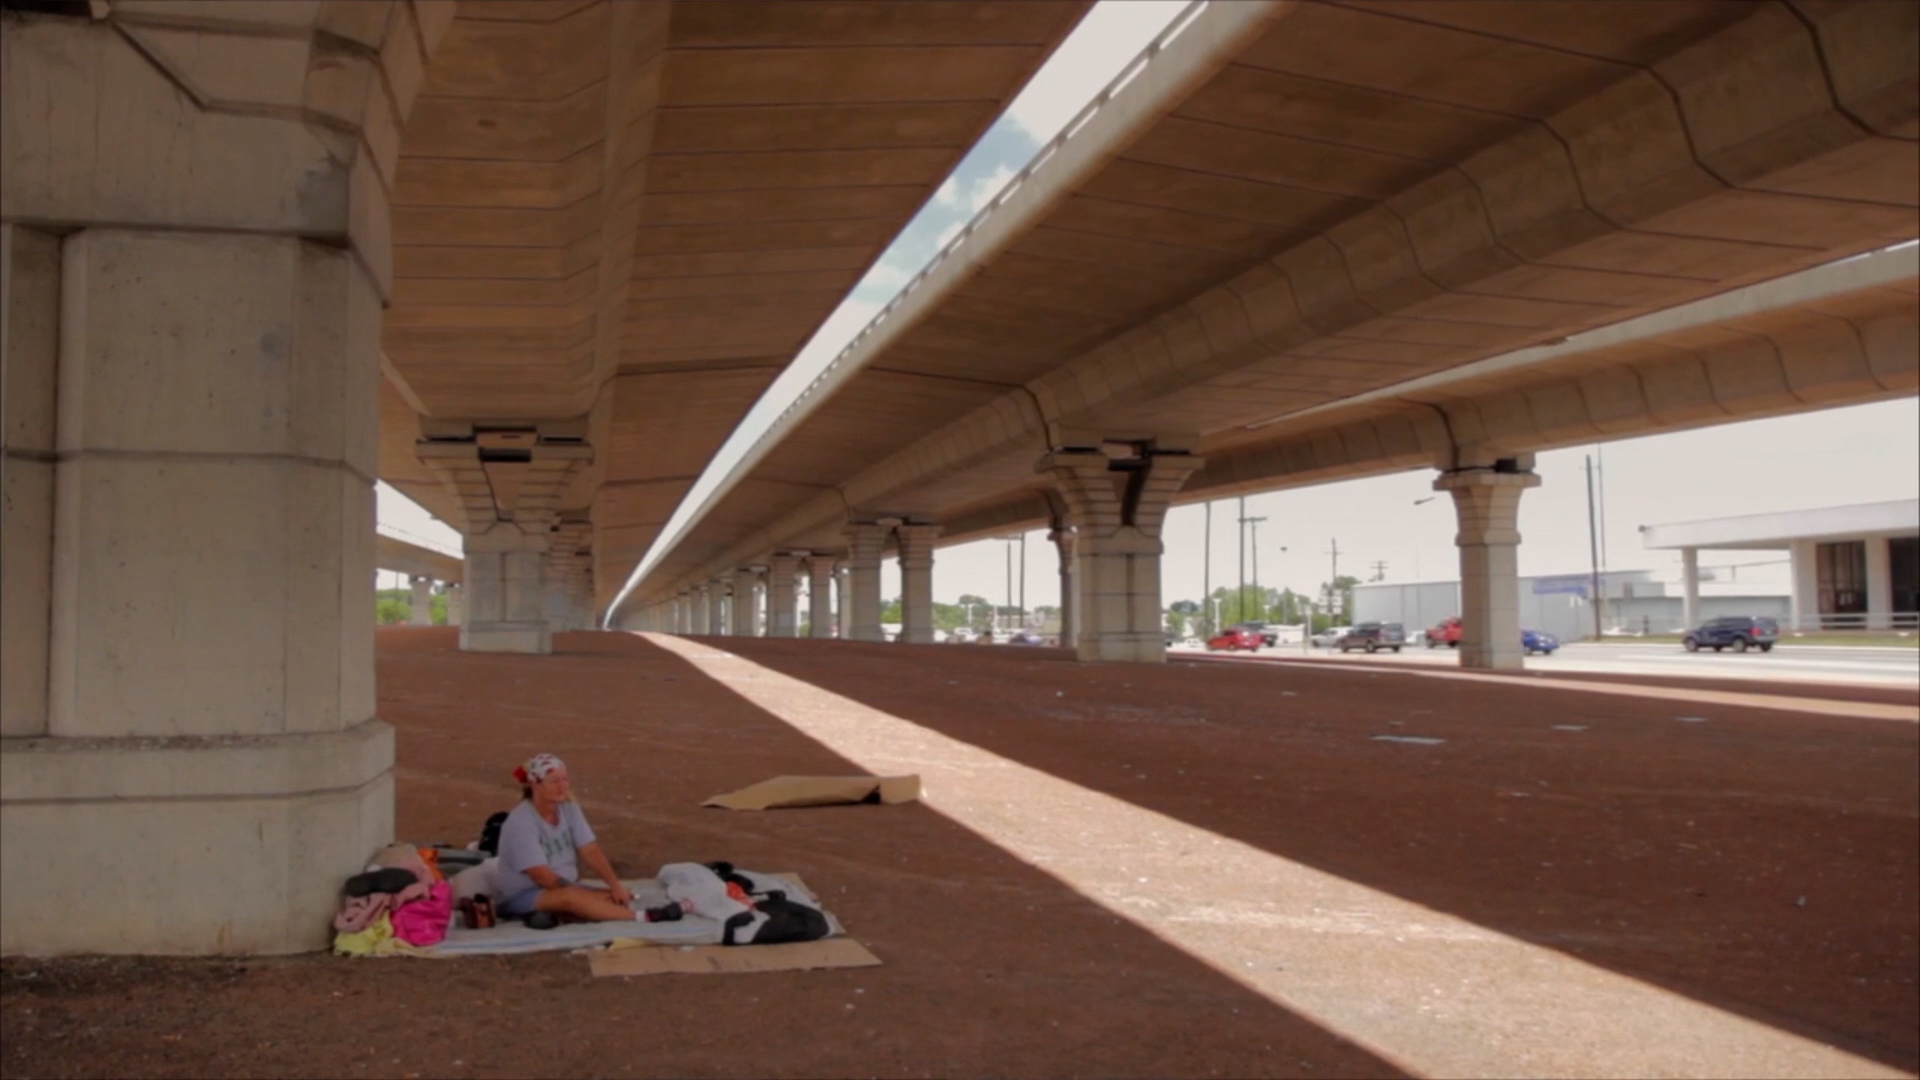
1682 616 1779 653
1334 622 1406 653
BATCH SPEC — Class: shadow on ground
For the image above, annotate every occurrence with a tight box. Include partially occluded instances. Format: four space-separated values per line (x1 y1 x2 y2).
719 635 1920 1073
0 628 1399 1080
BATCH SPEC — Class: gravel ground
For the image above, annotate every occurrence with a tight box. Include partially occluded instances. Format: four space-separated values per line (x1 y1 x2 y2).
3 627 1913 1079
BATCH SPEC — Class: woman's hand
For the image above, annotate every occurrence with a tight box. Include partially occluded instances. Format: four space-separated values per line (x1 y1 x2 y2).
606 882 633 907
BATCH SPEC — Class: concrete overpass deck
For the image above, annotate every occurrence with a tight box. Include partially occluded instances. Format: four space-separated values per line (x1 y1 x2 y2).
7 628 1912 1078
627 0 1917 640
371 0 1090 614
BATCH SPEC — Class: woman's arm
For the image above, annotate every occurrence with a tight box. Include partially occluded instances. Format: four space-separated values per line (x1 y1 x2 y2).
525 865 564 890
577 842 631 905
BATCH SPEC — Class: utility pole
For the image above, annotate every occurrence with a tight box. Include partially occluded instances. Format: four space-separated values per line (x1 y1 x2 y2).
1596 444 1609 573
1202 501 1212 636
1326 538 1341 621
1585 455 1603 641
1236 496 1247 623
1018 532 1027 628
1004 539 1013 636
1245 515 1268 621
1370 560 1388 583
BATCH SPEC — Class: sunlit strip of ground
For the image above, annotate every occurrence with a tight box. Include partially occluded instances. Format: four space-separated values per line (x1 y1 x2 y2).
1198 654 1920 722
645 634 1908 1080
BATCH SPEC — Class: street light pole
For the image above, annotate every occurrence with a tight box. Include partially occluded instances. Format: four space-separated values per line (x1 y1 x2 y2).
1236 496 1247 623
1585 455 1603 641
1246 515 1268 621
1202 501 1212 636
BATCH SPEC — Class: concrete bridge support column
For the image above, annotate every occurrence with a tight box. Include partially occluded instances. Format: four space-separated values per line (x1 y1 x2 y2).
462 524 553 654
445 584 465 628
1436 464 1540 671
767 554 799 638
1050 527 1077 650
708 578 730 635
731 567 761 637
0 0 453 955
897 525 942 644
1865 536 1894 630
690 585 709 634
1788 540 1817 633
808 557 835 639
410 577 435 626
835 563 854 639
843 524 889 642
1040 443 1203 663
1680 548 1700 633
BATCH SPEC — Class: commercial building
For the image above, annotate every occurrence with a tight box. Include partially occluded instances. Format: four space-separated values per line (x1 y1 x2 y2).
1640 500 1919 631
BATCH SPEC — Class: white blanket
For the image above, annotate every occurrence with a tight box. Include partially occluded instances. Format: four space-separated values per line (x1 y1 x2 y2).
423 870 841 957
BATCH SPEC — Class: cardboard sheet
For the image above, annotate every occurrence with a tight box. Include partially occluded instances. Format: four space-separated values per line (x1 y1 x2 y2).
703 774 921 810
589 937 882 977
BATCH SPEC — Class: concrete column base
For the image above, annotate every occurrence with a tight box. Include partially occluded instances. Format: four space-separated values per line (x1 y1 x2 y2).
460 621 552 654
843 524 889 643
1437 467 1540 672
767 554 799 638
0 720 393 955
897 525 941 645
807 557 835 639
1076 526 1171 663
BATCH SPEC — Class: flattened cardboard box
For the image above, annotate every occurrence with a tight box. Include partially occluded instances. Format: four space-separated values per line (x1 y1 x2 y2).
589 937 882 977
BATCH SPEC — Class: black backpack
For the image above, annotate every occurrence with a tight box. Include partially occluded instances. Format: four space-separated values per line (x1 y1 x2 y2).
478 811 510 856
708 862 830 945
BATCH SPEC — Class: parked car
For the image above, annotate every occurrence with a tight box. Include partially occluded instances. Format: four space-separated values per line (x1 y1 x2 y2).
948 627 976 644
1683 615 1778 653
1426 616 1463 648
1521 628 1560 655
1008 631 1046 646
1206 626 1263 652
1311 625 1351 648
1233 621 1280 647
1334 622 1406 653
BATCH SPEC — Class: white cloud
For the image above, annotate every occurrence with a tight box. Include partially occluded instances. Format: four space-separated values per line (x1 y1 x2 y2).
934 220 965 248
965 164 1017 213
1004 0 1189 144
858 258 915 294
933 175 961 208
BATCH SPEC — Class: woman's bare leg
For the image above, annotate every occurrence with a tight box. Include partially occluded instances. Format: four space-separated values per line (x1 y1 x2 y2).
531 885 634 922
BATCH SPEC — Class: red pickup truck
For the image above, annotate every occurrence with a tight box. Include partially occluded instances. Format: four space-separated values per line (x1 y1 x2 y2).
1426 616 1463 648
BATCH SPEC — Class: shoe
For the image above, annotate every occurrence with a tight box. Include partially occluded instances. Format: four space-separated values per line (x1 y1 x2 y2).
644 904 683 923
343 867 418 898
523 911 559 931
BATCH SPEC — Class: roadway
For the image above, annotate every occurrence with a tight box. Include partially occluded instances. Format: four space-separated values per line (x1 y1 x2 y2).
1180 640 1920 690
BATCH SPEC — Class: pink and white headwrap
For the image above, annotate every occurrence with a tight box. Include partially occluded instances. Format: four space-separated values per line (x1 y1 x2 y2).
512 753 566 786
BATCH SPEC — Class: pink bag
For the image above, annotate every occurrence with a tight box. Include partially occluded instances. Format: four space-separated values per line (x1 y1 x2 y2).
390 881 453 946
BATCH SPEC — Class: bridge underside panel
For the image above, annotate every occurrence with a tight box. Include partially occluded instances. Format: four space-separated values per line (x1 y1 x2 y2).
378 0 1090 608
638 0 1919 606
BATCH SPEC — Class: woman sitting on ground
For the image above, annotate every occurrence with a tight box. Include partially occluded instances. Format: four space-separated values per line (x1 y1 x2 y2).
493 753 648 924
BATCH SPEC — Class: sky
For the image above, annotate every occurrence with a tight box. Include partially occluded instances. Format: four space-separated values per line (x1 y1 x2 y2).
374 1 1920 615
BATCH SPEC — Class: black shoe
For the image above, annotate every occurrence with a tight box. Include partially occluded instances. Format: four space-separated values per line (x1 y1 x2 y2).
523 911 559 930
644 904 682 923
343 867 418 898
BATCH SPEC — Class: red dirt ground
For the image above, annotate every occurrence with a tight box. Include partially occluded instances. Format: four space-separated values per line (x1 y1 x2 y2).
2 628 1914 1079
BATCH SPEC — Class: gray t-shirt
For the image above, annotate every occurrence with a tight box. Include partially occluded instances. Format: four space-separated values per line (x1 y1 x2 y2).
492 800 596 898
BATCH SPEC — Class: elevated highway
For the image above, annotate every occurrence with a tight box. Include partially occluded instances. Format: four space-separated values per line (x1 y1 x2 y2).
621 0 1919 666
371 0 1088 649
0 0 1913 960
